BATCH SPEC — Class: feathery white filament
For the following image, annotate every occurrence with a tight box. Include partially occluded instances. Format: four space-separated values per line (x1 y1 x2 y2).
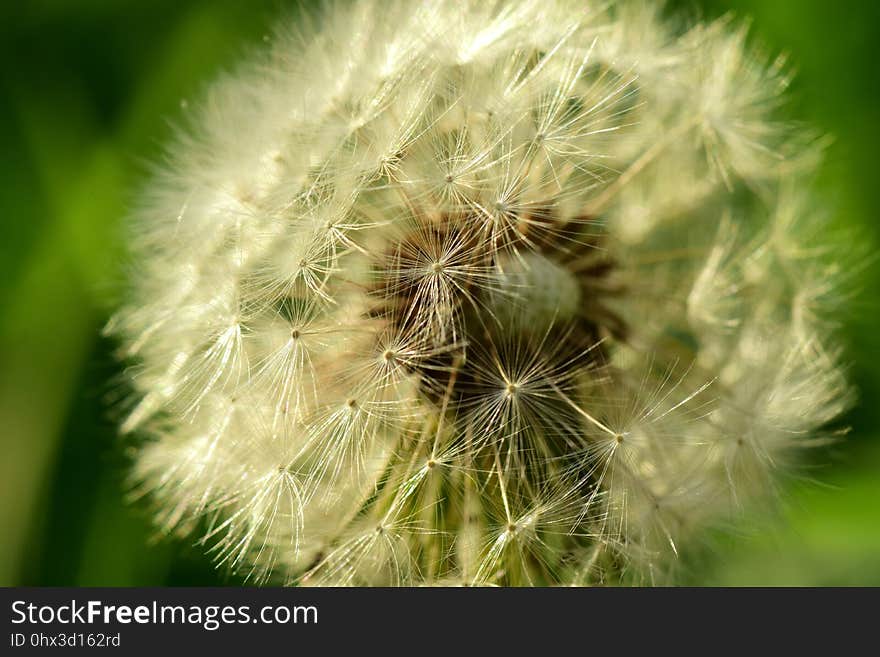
112 0 852 586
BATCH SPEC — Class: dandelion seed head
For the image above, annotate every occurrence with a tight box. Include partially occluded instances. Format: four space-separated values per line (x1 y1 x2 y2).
111 0 854 585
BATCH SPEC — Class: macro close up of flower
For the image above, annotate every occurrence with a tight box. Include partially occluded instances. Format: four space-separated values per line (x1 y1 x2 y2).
108 0 853 586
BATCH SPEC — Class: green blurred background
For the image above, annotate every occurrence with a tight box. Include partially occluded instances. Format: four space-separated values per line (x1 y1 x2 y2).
1 0 877 586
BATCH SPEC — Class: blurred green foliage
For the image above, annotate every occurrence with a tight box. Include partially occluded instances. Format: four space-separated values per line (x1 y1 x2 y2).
0 0 877 586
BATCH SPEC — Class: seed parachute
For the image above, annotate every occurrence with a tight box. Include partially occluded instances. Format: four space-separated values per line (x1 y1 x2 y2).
110 0 853 585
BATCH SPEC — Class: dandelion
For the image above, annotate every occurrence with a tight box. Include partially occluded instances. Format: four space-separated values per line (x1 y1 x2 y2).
110 0 854 585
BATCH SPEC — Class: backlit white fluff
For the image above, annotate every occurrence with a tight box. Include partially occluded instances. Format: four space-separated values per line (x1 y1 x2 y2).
110 0 852 585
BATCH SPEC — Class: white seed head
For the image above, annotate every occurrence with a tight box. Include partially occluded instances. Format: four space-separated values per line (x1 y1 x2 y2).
111 0 853 585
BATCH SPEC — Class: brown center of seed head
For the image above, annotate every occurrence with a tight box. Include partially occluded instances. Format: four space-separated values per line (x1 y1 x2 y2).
368 208 624 426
